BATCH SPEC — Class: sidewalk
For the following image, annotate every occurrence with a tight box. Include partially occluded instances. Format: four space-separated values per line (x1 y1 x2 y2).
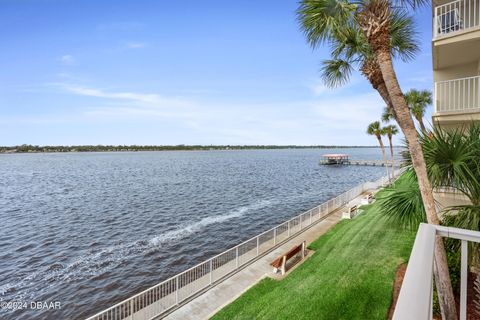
164 194 367 320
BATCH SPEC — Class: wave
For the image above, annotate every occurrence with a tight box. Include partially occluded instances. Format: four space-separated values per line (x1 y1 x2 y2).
0 199 273 302
148 199 272 246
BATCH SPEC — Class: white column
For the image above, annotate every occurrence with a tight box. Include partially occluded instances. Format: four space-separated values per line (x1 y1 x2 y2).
460 240 468 320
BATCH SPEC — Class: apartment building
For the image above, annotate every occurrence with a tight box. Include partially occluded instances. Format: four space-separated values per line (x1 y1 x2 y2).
432 0 480 129
431 1 479 208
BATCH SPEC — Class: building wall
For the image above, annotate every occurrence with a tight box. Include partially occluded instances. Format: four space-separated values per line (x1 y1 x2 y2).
433 60 479 81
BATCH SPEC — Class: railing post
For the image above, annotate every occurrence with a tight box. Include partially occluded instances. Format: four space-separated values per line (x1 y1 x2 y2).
434 81 438 113
256 237 259 256
130 298 134 320
460 240 468 320
235 247 239 268
273 228 276 245
288 220 290 237
209 260 213 285
309 210 312 225
175 277 179 305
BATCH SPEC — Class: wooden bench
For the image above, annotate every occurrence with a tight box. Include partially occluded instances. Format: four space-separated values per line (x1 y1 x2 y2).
342 205 357 219
270 241 306 275
361 193 374 205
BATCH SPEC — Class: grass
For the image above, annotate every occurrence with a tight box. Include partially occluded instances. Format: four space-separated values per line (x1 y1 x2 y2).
211 183 416 320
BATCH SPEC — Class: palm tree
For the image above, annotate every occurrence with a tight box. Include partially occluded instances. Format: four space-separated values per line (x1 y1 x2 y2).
318 12 418 120
404 89 432 134
382 105 395 123
367 121 390 180
379 123 480 270
383 124 399 179
297 2 456 317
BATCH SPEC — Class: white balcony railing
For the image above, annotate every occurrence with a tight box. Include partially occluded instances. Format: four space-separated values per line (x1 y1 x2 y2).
434 75 480 114
434 0 480 38
393 224 480 320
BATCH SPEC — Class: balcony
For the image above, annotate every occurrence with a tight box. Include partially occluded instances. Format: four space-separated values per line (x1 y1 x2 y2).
434 76 480 121
393 224 480 320
434 0 480 39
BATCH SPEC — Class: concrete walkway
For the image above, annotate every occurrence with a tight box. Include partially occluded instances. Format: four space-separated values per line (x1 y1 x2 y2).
164 192 370 320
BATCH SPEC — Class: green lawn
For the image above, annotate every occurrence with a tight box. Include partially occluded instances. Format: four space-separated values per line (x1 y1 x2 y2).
211 187 416 320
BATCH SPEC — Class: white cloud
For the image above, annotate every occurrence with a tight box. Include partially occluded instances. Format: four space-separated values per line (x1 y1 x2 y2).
308 75 362 96
62 85 192 108
310 82 331 95
51 82 397 145
407 75 432 84
60 55 75 65
309 92 386 129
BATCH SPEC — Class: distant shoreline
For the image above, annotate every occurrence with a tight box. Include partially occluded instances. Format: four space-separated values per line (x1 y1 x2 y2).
0 144 399 154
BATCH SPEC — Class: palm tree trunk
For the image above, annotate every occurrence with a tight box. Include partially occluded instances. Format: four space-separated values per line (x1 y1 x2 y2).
375 49 457 320
377 136 390 182
377 83 397 119
388 135 395 180
416 115 428 135
362 59 397 119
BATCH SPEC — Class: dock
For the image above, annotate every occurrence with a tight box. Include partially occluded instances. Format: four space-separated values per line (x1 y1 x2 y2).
346 159 397 167
320 153 350 165
319 154 399 167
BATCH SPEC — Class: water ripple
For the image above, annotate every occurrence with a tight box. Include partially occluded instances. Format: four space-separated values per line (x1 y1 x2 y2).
0 149 387 319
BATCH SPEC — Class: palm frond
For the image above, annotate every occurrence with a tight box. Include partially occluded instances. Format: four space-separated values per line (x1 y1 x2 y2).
443 205 480 231
421 126 479 201
366 120 381 135
297 0 357 48
390 10 419 62
320 59 354 88
377 170 427 230
382 105 395 122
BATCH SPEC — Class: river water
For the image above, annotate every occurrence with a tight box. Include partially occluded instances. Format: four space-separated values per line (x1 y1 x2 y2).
0 149 387 319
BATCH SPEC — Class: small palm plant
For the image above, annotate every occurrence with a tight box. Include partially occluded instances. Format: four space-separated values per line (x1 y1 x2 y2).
404 89 432 134
367 121 390 181
379 123 480 268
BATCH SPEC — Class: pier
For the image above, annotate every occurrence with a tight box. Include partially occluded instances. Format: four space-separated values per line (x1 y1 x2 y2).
319 154 350 165
319 154 399 167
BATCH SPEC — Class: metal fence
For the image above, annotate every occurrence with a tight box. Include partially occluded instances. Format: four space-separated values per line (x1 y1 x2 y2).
435 75 480 114
86 170 401 320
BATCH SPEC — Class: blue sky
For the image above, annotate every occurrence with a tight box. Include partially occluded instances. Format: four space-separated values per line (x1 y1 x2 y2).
0 0 434 146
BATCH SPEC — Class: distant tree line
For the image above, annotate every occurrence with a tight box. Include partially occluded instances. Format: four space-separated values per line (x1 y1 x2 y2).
0 144 385 153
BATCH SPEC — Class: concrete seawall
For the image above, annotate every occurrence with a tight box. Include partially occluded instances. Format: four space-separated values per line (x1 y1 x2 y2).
164 189 380 320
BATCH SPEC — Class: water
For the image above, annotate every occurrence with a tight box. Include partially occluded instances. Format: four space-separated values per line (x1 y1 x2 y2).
0 148 387 320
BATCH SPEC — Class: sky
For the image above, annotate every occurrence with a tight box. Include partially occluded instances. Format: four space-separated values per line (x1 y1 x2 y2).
0 0 434 146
